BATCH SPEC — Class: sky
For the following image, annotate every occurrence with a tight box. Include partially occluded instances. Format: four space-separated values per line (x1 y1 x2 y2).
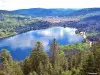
0 0 100 10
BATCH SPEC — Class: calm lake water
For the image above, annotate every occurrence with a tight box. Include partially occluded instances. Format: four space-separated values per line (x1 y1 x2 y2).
0 27 83 60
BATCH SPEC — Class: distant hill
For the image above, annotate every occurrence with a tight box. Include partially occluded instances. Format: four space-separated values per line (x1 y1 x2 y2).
68 8 100 16
1 8 100 17
12 8 100 17
1 8 100 38
0 10 42 38
12 8 76 17
0 10 15 14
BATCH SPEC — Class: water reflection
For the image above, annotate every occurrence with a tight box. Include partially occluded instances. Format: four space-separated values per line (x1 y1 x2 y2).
0 27 83 60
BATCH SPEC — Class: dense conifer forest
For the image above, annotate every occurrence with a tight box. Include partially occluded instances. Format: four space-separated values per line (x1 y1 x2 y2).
0 38 100 75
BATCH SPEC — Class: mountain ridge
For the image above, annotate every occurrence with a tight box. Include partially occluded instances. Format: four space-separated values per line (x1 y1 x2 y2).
12 8 76 17
12 8 100 17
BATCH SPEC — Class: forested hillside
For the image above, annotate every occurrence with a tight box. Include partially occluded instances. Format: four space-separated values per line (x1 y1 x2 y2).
0 39 100 75
0 11 49 38
13 8 75 17
13 8 100 34
1 8 100 39
13 8 100 17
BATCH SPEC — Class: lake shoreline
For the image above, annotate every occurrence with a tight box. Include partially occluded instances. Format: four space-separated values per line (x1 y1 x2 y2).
0 26 72 40
0 27 83 60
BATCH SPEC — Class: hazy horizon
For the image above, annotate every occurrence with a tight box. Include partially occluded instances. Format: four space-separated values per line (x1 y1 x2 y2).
1 7 100 11
0 0 100 10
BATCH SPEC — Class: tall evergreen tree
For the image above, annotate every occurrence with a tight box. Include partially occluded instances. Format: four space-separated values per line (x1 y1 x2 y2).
80 42 100 75
80 52 96 75
50 38 63 75
92 42 100 74
0 49 13 75
0 49 23 75
12 61 24 75
22 57 31 75
29 41 50 75
50 38 59 67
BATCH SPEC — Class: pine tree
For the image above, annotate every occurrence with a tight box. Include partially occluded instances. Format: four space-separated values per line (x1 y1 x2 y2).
0 49 13 75
29 41 50 75
12 61 24 75
50 39 62 75
50 38 59 67
92 42 100 74
22 57 31 75
80 52 96 75
0 49 23 75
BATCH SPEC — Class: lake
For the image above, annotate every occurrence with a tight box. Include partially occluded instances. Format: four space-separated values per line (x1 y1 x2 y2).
0 27 84 60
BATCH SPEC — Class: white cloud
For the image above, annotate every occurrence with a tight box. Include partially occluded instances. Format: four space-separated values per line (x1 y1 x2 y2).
37 27 64 37
0 27 83 51
0 0 100 10
0 32 36 49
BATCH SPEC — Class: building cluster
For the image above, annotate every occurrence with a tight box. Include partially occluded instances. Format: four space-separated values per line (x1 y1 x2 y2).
80 31 92 47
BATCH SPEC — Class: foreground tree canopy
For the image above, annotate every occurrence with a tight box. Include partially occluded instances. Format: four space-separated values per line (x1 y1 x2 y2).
0 39 100 75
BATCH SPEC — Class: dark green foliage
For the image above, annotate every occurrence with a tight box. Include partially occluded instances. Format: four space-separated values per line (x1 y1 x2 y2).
0 39 100 75
29 41 49 73
28 71 38 75
0 12 51 38
0 49 13 75
80 52 96 75
22 41 52 75
0 49 23 75
22 57 31 75
60 42 89 51
50 39 63 75
50 39 59 67
80 42 100 75
12 61 24 75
